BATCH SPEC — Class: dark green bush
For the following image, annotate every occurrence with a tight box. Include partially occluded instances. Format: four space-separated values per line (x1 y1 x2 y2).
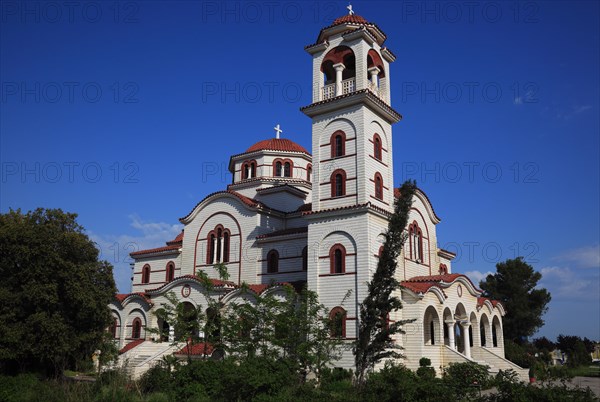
419 357 431 367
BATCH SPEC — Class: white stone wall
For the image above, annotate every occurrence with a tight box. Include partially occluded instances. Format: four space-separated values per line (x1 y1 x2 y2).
132 253 181 293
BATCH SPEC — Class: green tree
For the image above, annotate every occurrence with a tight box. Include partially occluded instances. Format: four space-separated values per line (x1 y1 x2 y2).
556 334 592 367
148 264 230 362
354 180 417 386
0 208 116 376
221 284 345 383
480 257 551 344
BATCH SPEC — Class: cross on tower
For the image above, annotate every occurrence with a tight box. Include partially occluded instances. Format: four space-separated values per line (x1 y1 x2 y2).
274 124 282 139
347 3 354 15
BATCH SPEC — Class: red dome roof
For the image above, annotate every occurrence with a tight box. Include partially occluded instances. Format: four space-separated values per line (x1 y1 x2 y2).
333 14 369 25
245 138 310 155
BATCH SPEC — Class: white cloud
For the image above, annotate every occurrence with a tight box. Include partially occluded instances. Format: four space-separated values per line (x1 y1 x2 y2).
555 104 593 120
88 215 183 293
553 244 600 269
539 266 599 299
464 270 494 286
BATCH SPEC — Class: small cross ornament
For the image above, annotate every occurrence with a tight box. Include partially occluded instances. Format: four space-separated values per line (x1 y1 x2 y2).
347 3 354 15
274 124 282 139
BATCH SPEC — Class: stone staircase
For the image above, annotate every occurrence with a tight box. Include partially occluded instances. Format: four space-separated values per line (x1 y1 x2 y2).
441 345 529 382
117 341 181 379
471 346 530 382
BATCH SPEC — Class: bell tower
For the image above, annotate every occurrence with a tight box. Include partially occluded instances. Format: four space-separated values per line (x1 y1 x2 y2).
301 11 400 213
302 10 402 356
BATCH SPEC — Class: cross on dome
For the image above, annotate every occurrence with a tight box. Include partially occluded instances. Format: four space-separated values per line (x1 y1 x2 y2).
274 124 282 139
347 3 354 15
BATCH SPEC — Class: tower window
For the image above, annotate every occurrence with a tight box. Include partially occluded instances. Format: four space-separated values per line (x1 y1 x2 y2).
276 161 283 177
284 162 291 177
166 262 175 282
141 264 150 284
330 131 346 158
329 244 346 274
374 172 383 200
307 164 312 182
207 225 231 264
267 249 279 273
373 134 383 161
330 169 346 198
329 307 347 338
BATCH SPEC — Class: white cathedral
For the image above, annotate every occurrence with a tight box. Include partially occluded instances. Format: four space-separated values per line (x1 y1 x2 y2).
110 11 528 380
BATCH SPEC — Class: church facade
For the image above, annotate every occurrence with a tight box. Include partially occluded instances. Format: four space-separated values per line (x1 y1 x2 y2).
110 12 527 380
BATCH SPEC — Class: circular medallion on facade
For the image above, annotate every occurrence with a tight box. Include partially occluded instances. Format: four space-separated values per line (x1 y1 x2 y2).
457 284 463 297
181 284 191 298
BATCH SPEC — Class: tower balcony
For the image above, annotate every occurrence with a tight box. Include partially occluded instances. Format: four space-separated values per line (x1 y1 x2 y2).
321 78 386 102
321 77 356 100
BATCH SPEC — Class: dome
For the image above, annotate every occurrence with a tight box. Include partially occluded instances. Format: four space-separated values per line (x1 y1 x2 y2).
245 138 310 155
333 14 369 25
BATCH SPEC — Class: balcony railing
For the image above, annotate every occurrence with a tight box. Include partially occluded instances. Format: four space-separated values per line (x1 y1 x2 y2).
322 83 335 100
321 78 356 100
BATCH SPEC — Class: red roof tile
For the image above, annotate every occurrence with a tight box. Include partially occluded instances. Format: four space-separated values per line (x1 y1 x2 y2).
401 281 445 296
256 226 308 239
403 274 482 293
130 244 181 257
143 274 236 293
114 292 152 305
333 14 369 25
119 339 144 354
296 203 312 212
180 190 278 222
245 138 310 155
477 296 504 310
166 231 184 245
174 342 214 356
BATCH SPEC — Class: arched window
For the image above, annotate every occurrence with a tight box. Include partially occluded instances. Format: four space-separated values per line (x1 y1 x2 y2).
141 265 150 284
275 161 283 177
329 307 346 338
205 307 221 342
302 246 308 271
242 160 257 179
207 225 231 264
374 172 383 200
409 222 423 262
307 164 312 182
284 162 291 177
329 244 346 274
132 318 142 339
330 169 346 197
492 323 498 347
373 134 383 160
267 249 279 273
430 320 435 345
166 262 175 282
330 131 346 158
110 318 118 339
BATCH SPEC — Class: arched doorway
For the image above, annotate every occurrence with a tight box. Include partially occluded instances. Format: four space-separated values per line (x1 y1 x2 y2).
480 314 491 347
423 306 440 346
454 303 468 354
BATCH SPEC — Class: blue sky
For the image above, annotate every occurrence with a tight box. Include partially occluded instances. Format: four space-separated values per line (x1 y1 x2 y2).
1 1 598 341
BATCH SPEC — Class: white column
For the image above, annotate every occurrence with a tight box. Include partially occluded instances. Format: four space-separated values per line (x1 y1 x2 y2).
219 237 225 263
368 67 380 89
462 323 471 358
446 320 455 349
333 63 345 96
168 325 175 343
212 238 217 263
